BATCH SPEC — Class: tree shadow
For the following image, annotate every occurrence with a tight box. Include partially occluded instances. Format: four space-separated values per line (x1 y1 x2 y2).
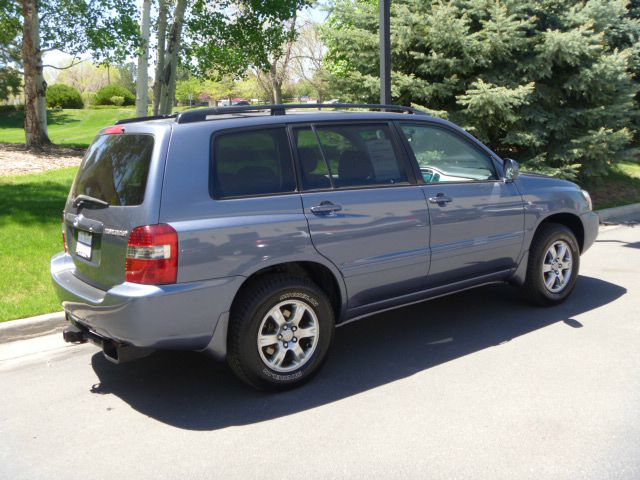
90 275 625 431
0 180 70 226
47 110 77 126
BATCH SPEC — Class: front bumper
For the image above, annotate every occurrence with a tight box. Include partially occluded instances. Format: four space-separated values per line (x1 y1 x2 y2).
51 253 243 350
580 210 599 253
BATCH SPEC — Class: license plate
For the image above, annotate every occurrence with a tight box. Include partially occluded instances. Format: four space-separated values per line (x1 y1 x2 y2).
76 230 92 260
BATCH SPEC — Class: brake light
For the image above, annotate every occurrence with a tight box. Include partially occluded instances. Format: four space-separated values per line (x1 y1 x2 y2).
62 217 68 253
125 224 178 284
104 125 125 135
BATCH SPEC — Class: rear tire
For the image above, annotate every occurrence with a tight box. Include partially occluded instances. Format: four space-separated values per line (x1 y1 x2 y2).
522 223 580 306
227 274 334 391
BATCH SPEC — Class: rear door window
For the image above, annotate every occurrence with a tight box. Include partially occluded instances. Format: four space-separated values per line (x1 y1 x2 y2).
212 128 296 198
72 134 154 206
294 124 408 190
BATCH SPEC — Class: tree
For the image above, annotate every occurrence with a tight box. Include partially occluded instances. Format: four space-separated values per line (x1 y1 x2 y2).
324 0 639 179
291 20 334 102
136 0 151 117
0 0 21 101
16 0 138 147
158 0 187 115
56 61 113 94
253 16 298 104
152 0 169 115
22 0 49 146
152 0 311 114
115 62 136 94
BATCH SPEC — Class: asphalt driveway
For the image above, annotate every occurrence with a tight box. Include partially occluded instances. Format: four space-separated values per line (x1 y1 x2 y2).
1 223 639 479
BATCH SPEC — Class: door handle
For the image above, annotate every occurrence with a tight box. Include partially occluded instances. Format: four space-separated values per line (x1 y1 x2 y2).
310 201 343 215
428 194 453 205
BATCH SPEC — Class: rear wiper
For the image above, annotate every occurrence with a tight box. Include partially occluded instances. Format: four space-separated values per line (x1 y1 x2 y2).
72 194 109 209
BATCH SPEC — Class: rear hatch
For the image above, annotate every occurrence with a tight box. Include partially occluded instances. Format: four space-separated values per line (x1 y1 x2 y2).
63 124 169 290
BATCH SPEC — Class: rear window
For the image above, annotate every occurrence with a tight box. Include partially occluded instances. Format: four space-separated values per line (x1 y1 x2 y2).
72 134 154 206
212 128 296 198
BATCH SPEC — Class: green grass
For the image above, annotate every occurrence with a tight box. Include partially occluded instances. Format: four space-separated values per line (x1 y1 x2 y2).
0 107 138 147
583 161 640 210
0 167 77 321
0 105 196 148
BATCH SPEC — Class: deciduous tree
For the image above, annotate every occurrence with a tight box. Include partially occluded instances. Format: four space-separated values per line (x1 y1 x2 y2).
16 0 138 147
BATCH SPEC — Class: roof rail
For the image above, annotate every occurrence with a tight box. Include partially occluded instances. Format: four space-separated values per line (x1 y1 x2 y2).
175 103 427 124
115 113 178 125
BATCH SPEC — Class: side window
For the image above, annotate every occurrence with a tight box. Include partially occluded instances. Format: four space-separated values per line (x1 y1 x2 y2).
212 128 296 198
294 128 332 190
311 124 408 189
400 124 497 183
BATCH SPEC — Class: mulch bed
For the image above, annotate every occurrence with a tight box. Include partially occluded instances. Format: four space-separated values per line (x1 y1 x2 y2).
0 142 84 177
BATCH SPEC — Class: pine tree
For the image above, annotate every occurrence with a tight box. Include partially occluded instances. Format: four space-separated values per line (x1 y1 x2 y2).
324 0 640 179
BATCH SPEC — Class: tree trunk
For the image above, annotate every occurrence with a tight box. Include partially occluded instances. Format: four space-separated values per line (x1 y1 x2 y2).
272 82 282 104
22 0 50 148
135 0 152 117
270 65 282 104
152 0 168 116
159 0 187 115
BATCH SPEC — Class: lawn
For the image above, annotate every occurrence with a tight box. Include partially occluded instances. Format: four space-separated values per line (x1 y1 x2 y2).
0 106 192 148
582 162 640 210
0 167 77 321
0 107 138 147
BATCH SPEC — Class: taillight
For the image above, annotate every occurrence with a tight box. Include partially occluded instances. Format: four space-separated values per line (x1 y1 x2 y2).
62 216 68 253
104 125 125 134
125 224 178 285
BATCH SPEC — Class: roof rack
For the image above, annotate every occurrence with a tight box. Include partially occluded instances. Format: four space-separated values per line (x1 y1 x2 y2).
115 113 178 125
175 103 427 124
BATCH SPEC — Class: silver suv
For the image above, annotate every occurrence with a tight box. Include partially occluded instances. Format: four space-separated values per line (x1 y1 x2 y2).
52 104 599 390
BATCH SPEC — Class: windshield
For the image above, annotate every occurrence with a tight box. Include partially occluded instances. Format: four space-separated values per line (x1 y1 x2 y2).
71 134 154 206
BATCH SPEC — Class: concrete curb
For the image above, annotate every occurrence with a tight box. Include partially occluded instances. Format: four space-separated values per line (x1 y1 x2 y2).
0 312 66 345
596 202 640 222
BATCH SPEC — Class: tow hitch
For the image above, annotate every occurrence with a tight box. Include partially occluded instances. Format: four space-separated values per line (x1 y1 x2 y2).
63 322 154 364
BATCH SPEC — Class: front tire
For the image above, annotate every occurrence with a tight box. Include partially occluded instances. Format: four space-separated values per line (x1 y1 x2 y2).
227 274 334 391
522 223 580 306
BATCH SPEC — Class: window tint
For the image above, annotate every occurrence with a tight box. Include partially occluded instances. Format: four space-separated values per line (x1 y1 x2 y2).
213 128 296 198
309 124 407 188
72 134 154 206
294 128 332 190
400 124 497 183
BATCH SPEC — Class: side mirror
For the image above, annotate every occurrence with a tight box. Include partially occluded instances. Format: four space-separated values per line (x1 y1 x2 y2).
503 158 520 182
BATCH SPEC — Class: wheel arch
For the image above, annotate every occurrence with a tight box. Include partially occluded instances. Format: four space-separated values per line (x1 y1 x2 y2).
509 211 585 287
535 212 585 252
230 260 346 323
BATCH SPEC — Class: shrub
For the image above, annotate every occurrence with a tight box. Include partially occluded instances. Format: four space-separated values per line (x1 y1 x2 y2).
46 84 83 109
94 85 135 106
110 95 125 106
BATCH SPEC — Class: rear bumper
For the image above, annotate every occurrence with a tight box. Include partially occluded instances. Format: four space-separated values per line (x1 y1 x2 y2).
51 253 243 350
580 211 599 253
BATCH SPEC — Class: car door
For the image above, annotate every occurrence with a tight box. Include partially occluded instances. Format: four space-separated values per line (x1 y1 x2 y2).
398 122 525 287
292 122 431 309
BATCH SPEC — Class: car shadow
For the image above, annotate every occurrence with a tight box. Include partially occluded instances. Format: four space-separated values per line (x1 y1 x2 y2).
90 275 625 431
